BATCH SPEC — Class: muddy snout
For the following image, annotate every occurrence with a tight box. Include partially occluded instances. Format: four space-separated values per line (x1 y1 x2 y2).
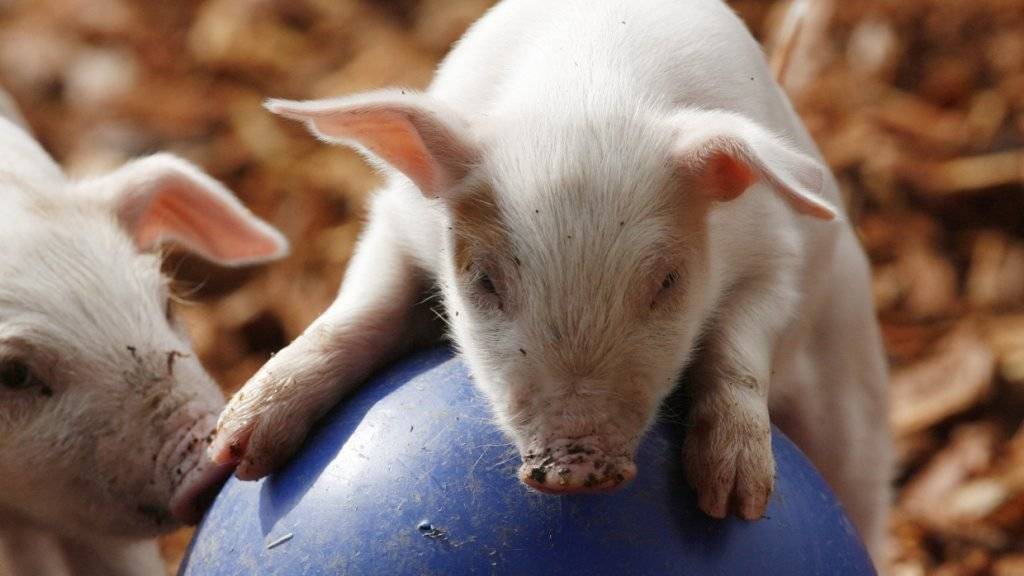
519 437 637 494
166 414 234 525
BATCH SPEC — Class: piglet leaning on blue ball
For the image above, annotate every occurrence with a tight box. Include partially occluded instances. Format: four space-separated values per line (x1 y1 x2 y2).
210 0 891 563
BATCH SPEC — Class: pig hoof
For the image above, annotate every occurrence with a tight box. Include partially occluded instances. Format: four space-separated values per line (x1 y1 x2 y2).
211 404 310 480
207 420 252 467
209 367 329 480
683 413 774 521
210 394 314 481
209 334 349 480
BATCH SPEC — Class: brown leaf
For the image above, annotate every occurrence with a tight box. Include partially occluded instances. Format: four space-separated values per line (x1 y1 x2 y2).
898 151 1024 197
993 554 1024 576
890 327 996 437
900 422 999 518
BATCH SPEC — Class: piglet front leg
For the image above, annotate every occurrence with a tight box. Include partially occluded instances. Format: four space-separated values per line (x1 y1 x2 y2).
210 207 432 479
684 363 774 520
683 274 794 521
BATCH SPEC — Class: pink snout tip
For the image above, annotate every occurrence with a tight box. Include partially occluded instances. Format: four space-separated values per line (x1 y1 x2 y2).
518 442 637 494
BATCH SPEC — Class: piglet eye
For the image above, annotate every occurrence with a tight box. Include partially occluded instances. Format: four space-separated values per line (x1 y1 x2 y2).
660 271 679 293
478 271 497 295
0 360 34 390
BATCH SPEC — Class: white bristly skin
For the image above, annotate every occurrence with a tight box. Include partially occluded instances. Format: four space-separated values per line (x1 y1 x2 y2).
212 0 891 563
0 97 288 575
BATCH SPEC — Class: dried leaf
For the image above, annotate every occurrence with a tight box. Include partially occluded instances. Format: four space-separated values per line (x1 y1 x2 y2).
890 327 996 436
900 422 999 518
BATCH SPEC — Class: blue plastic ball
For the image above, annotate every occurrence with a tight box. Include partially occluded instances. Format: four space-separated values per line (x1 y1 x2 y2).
181 347 875 575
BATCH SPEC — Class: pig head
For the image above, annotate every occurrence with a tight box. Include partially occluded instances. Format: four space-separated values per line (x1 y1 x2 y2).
259 94 834 493
0 112 287 550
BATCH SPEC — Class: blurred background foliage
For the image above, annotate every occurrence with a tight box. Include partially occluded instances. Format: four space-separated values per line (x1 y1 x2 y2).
1 0 1023 573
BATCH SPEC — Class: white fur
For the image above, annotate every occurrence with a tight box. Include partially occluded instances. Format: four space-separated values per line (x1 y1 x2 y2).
0 101 287 574
214 0 890 563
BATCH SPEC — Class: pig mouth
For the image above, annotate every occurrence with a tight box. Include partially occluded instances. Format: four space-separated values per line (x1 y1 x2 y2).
165 417 234 525
169 457 233 525
518 438 637 494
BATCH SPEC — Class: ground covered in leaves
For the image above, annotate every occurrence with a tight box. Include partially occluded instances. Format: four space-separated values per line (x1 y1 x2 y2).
1 0 1022 574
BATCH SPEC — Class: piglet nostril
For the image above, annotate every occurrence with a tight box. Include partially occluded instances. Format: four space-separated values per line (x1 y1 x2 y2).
520 457 637 494
518 439 637 494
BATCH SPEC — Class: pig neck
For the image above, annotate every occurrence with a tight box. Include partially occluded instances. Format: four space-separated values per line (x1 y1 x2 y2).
59 534 163 576
0 520 162 576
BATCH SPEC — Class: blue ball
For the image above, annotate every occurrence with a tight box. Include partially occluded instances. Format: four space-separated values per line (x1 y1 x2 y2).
181 347 875 575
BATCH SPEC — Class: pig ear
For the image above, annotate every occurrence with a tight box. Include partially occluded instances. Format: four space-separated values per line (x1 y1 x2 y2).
91 154 289 266
670 110 838 221
265 89 477 199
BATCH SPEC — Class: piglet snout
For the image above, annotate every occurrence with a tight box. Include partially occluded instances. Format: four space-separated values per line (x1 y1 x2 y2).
166 416 234 525
519 437 637 494
169 457 233 525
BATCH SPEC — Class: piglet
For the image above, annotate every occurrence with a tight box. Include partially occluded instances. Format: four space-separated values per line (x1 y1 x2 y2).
212 0 891 562
0 96 287 575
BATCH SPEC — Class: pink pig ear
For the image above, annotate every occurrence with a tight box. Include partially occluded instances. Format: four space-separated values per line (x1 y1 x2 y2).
670 110 838 221
93 154 289 266
265 89 478 199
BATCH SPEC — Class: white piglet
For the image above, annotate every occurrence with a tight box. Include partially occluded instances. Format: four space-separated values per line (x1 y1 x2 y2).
0 100 287 575
212 0 891 561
